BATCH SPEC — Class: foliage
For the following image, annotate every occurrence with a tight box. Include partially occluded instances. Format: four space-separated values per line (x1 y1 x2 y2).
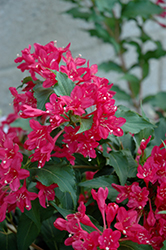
61 0 166 114
0 6 166 247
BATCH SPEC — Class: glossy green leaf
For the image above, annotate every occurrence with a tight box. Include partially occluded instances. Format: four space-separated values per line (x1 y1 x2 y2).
96 0 117 12
126 41 142 56
59 244 73 250
98 61 123 73
134 127 154 147
144 41 166 61
123 149 138 177
34 83 54 110
108 150 137 185
120 73 140 97
76 116 93 134
143 92 166 111
0 227 17 250
142 61 149 79
39 205 55 222
111 85 131 102
55 187 74 210
116 105 154 134
53 71 75 96
24 199 41 230
17 214 40 250
122 0 163 18
150 118 166 147
50 202 73 218
41 214 66 249
161 240 166 250
66 7 91 20
32 162 77 208
119 133 136 154
79 175 119 201
88 24 120 53
74 150 106 169
119 240 153 250
10 118 32 132
22 76 33 84
87 28 110 43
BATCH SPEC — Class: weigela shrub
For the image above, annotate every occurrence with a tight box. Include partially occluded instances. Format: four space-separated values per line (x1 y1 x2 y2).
0 41 166 250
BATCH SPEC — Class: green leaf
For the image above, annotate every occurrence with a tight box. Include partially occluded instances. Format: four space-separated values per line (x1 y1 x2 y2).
150 118 166 147
55 187 74 210
50 202 73 218
34 83 54 110
122 149 138 177
76 116 93 134
10 118 32 132
0 230 17 250
120 73 140 97
125 41 142 56
74 150 106 170
41 214 66 249
98 61 123 73
115 105 154 134
144 41 166 61
143 92 166 111
87 28 110 43
134 128 154 147
17 214 40 250
24 199 41 230
66 7 91 21
39 205 55 222
109 151 135 185
111 85 131 102
22 76 33 84
17 76 33 89
96 0 117 12
119 240 153 250
53 71 75 96
142 61 149 79
32 162 77 208
79 175 119 201
120 133 136 154
122 0 163 18
87 25 120 53
59 244 73 250
161 240 166 250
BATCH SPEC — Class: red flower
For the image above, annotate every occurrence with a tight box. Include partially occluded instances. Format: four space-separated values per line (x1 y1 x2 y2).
115 207 145 237
0 158 29 191
72 231 100 250
24 119 55 168
91 187 108 229
5 180 37 213
112 183 131 203
106 203 119 228
127 182 149 210
98 228 121 250
36 182 58 208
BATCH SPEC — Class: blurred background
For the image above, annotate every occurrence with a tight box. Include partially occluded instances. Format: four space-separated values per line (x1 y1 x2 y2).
0 0 166 116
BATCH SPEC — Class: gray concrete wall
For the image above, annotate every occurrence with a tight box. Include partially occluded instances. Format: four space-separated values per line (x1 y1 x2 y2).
0 0 166 116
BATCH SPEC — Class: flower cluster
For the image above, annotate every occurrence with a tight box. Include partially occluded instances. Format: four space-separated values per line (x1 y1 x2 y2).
54 139 166 250
8 41 126 168
0 125 58 220
54 187 121 250
2 39 166 250
113 142 166 250
0 41 125 224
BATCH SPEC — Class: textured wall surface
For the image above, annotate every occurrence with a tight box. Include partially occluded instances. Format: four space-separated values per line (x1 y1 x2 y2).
0 0 166 115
